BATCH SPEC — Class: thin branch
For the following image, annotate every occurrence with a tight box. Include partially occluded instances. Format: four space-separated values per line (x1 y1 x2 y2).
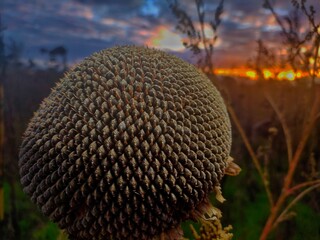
260 87 320 240
195 0 211 69
189 224 200 239
227 104 274 207
311 36 320 86
273 183 320 228
264 0 288 37
286 179 320 195
283 87 320 190
301 1 319 33
264 93 293 162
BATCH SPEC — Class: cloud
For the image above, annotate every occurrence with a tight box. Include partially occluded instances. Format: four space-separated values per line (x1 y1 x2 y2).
3 0 139 60
144 25 184 51
225 0 262 14
3 0 312 68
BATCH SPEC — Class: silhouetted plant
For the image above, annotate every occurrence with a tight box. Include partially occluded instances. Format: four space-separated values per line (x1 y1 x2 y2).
168 0 224 75
6 39 23 68
254 1 320 239
40 46 68 71
170 0 320 239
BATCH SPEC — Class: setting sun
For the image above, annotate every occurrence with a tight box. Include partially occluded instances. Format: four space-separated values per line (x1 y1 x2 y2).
277 70 295 81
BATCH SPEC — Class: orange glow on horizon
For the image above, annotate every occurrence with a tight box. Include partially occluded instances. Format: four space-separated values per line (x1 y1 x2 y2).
214 68 316 81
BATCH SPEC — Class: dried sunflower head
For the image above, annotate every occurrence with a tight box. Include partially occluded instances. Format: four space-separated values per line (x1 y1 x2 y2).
19 46 240 240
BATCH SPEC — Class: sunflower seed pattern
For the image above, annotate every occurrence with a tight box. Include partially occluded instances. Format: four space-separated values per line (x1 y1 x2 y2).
19 46 231 240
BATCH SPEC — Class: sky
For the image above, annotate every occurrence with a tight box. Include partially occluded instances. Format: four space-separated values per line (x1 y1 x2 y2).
1 0 318 69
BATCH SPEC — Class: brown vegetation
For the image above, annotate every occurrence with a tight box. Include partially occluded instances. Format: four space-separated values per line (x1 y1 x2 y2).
171 0 320 239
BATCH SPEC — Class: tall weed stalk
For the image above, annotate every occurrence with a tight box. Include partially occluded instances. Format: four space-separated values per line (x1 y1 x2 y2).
170 0 320 239
258 1 320 239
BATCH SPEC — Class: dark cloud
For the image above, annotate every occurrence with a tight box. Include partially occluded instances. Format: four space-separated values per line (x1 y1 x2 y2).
225 0 262 14
74 0 144 18
75 0 142 5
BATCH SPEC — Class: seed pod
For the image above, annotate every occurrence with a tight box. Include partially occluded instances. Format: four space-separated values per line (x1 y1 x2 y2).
19 46 240 240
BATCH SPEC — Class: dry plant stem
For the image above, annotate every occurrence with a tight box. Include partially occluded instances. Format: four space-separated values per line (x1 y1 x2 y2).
265 0 288 39
260 87 320 240
227 104 274 207
287 179 320 195
264 93 293 162
190 224 200 239
196 1 209 60
284 88 320 190
274 183 320 228
311 37 320 85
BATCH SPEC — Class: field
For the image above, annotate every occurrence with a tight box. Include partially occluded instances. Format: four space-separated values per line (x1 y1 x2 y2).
0 66 319 240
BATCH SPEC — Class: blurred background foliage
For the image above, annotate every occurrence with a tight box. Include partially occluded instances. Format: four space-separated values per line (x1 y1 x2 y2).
1 65 319 240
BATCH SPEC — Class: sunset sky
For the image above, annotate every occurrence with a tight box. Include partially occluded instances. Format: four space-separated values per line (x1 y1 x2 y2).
1 0 319 69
